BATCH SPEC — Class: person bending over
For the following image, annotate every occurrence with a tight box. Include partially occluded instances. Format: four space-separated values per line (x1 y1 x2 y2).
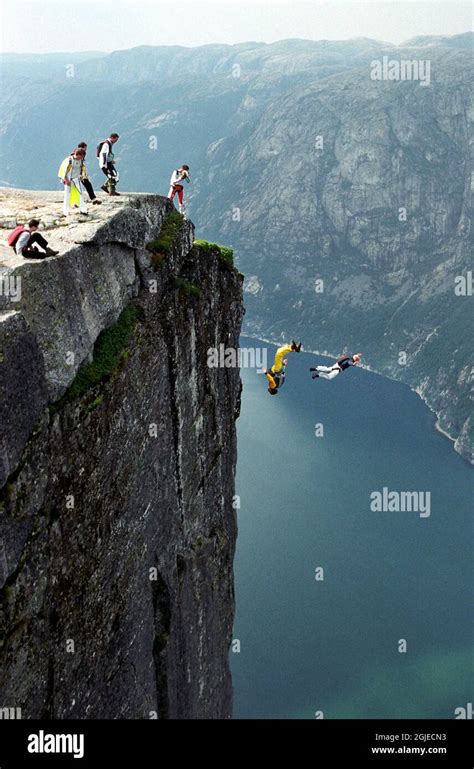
168 165 190 216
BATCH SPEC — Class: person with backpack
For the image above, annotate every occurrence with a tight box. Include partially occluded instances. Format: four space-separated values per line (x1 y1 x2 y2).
58 148 88 216
310 353 361 380
72 142 101 205
168 165 190 216
8 219 58 259
97 133 120 195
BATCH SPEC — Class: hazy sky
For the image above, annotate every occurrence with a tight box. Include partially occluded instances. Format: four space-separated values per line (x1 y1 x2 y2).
0 0 472 54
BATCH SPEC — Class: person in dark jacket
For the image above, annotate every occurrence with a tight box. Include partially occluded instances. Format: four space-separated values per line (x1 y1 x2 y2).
310 353 361 380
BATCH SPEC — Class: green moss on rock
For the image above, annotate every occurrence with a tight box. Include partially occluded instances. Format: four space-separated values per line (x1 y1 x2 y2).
192 239 235 271
145 211 185 266
174 279 202 298
83 395 104 415
52 304 141 408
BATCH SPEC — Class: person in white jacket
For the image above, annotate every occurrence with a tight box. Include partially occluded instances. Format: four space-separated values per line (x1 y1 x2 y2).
168 165 190 215
59 148 88 216
98 133 120 195
310 354 362 380
8 219 58 259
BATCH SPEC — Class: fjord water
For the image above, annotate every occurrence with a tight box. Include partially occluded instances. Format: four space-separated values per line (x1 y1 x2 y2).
232 339 473 719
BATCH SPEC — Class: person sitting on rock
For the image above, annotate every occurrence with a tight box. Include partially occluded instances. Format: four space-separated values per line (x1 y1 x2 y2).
72 142 101 205
58 148 88 216
8 219 58 259
264 340 302 395
310 353 361 380
98 133 120 196
168 164 190 216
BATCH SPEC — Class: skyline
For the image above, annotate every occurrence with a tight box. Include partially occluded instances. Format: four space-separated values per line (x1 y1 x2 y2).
1 1 472 54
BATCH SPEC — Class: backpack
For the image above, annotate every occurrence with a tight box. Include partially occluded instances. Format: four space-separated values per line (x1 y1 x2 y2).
96 139 110 157
7 225 27 248
337 355 351 372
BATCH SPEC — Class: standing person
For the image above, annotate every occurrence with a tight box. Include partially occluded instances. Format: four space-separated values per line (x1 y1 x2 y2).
8 219 58 259
310 353 361 380
168 164 190 216
58 148 88 216
98 133 120 195
73 142 101 205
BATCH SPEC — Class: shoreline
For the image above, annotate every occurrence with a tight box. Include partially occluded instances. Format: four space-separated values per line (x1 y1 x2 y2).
240 331 462 456
433 419 456 442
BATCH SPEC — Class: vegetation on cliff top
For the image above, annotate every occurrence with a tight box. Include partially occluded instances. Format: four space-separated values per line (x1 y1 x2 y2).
192 239 236 272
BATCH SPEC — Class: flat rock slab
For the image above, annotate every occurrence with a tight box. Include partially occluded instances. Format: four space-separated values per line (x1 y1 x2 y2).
0 189 170 268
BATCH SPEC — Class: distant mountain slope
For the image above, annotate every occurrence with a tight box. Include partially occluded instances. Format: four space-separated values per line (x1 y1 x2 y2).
400 32 474 49
192 48 473 459
0 51 108 79
0 36 472 459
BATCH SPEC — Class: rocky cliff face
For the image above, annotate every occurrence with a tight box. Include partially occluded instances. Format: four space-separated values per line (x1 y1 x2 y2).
0 191 244 718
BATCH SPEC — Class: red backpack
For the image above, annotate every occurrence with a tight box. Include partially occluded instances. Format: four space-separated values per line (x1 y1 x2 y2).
7 225 27 248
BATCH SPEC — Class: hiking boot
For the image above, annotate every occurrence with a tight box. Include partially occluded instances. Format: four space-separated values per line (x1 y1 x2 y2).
92 199 102 205
45 247 59 256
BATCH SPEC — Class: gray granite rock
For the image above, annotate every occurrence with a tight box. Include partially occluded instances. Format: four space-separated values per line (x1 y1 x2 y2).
0 190 243 719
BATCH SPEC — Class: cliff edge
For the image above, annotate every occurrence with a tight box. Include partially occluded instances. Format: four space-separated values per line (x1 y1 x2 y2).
0 190 244 718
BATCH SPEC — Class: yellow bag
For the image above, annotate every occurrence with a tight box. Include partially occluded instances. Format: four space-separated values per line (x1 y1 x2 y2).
58 157 80 206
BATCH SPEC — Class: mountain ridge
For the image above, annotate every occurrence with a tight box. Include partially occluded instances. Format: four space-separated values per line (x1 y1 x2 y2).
0 35 471 460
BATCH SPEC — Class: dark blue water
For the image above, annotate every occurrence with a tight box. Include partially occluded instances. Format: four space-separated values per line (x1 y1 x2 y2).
231 338 473 719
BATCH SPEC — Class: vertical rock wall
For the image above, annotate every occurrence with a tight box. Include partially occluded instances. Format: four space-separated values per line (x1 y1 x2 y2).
0 192 244 718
